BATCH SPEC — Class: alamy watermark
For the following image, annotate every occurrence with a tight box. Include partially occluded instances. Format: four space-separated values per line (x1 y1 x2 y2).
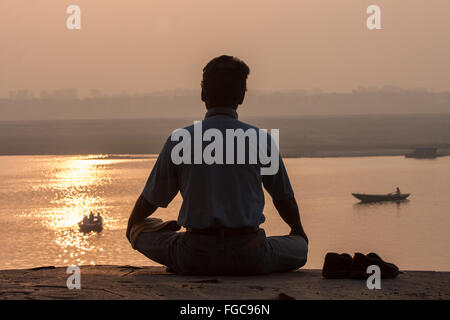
366 265 381 290
66 266 81 290
367 5 382 30
170 121 280 175
66 5 81 30
64 5 382 31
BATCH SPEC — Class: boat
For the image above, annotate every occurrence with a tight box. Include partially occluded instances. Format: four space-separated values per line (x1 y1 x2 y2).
78 214 103 232
405 147 438 159
352 193 410 203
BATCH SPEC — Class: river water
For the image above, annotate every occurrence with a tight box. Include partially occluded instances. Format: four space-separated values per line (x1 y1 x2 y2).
0 155 449 271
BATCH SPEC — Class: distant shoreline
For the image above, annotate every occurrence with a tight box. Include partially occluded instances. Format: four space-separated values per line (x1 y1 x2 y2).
1 114 449 158
0 151 449 159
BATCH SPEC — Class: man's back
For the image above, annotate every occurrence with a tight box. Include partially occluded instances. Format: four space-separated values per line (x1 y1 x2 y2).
142 107 294 229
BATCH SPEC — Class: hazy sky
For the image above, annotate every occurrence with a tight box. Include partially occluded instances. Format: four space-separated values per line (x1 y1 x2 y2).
1 0 449 97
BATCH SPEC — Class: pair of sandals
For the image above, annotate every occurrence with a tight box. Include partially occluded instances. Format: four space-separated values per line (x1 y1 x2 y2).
322 252 401 279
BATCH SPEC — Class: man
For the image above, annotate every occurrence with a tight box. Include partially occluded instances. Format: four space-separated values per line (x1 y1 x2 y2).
126 55 308 275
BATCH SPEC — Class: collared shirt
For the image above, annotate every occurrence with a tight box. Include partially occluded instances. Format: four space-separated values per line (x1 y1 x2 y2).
141 107 294 228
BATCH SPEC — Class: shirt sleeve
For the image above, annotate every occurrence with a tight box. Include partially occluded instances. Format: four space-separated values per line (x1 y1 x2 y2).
262 155 295 200
141 138 179 207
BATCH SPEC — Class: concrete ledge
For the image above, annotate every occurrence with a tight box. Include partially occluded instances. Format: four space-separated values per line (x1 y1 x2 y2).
0 266 449 300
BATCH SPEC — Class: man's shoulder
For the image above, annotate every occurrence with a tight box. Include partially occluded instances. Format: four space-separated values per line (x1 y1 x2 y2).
175 119 260 131
166 122 197 137
164 119 267 146
234 119 260 131
205 118 261 132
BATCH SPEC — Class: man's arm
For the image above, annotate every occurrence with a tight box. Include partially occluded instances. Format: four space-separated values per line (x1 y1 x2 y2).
126 136 179 241
273 197 308 243
126 194 158 241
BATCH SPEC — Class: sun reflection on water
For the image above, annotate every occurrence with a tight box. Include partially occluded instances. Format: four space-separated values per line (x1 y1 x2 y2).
36 155 115 266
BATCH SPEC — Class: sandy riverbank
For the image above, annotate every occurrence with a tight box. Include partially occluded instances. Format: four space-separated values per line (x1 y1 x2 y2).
0 266 448 300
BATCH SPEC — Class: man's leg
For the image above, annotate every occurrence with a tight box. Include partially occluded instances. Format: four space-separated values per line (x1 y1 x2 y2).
134 230 182 272
262 235 308 274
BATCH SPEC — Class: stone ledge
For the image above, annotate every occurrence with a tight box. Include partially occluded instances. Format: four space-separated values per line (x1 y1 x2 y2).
0 265 449 300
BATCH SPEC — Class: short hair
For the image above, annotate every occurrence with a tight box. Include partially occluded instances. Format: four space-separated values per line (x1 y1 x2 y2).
201 55 250 107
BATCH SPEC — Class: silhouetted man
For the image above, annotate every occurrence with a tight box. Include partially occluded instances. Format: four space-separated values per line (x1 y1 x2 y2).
126 55 308 275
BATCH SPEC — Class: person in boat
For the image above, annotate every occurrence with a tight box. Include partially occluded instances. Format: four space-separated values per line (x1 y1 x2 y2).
126 55 308 276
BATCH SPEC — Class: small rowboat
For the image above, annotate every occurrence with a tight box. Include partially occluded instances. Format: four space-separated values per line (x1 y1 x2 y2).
78 216 103 232
352 193 410 203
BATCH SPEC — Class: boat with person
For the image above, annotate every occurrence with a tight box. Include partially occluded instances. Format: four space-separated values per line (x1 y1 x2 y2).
352 187 410 203
78 212 103 232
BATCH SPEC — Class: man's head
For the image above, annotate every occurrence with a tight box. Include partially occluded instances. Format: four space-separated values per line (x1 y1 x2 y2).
201 55 250 109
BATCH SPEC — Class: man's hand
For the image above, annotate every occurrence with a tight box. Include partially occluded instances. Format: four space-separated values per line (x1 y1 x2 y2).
126 195 158 242
289 227 309 244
